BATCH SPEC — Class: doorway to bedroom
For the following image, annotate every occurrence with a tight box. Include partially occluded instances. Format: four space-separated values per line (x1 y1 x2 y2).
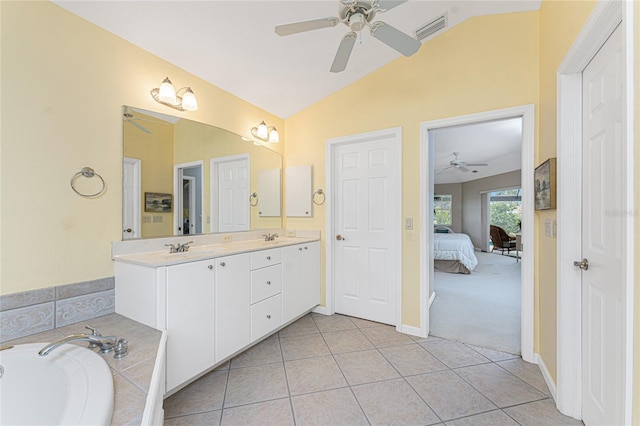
420 106 534 360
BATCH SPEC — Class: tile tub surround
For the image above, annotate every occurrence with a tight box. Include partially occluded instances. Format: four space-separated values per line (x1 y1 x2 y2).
0 277 115 343
164 313 581 425
4 313 163 426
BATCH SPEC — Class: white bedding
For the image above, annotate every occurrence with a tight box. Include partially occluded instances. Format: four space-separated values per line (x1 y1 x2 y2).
433 233 478 272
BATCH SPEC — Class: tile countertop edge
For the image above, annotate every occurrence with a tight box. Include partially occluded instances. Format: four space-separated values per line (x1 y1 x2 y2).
113 236 321 267
141 329 167 425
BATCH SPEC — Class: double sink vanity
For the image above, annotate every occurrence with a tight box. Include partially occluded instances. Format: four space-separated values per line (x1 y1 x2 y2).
112 230 320 406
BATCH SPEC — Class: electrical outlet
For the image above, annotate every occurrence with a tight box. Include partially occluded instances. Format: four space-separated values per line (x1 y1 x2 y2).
286 230 296 237
222 234 232 242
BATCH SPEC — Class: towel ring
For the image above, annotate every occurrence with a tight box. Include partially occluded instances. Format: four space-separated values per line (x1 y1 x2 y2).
249 192 259 207
313 189 325 205
70 167 106 198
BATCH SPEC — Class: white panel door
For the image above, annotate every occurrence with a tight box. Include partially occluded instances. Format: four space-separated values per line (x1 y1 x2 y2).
218 158 249 232
122 158 140 239
581 24 625 426
333 130 401 325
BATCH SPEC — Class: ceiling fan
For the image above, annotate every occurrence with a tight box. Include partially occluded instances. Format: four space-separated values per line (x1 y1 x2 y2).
440 152 489 173
123 107 167 135
275 0 421 73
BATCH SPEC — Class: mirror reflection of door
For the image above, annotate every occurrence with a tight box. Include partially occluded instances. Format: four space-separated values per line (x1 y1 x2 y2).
123 157 141 239
181 176 196 235
174 162 203 236
210 154 250 233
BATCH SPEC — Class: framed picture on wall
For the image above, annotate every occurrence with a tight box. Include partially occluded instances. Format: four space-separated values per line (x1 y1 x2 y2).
534 158 556 210
145 192 172 213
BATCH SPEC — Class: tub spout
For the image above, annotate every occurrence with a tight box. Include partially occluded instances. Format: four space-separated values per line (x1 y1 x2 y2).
38 334 117 356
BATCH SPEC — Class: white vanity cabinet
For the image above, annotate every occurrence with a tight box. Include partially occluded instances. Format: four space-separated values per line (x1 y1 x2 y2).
114 236 320 397
165 259 215 392
214 253 251 362
282 242 320 324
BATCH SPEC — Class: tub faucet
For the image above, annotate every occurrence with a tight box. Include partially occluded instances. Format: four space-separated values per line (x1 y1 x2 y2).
263 233 278 242
38 333 118 356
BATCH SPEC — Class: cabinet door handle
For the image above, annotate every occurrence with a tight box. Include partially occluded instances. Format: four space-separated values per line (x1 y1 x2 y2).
267 281 271 285
220 262 226 267
208 265 213 270
304 246 308 250
267 256 271 260
298 247 303 251
266 314 271 319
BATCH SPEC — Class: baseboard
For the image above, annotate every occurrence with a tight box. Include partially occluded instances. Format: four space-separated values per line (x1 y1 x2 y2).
401 324 425 338
429 291 436 308
534 352 557 401
311 305 330 315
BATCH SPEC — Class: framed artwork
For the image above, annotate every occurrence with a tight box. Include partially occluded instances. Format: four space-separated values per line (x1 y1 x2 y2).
534 158 556 210
145 192 172 213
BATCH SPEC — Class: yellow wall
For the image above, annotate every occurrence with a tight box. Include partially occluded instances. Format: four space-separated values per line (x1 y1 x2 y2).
537 0 596 380
634 2 640 423
285 11 540 327
0 1 283 295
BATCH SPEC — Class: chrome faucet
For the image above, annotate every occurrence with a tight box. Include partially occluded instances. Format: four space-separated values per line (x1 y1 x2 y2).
263 233 278 242
38 333 118 356
165 241 193 253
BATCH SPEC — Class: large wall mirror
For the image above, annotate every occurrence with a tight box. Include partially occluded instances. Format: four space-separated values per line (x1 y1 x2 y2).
122 106 282 240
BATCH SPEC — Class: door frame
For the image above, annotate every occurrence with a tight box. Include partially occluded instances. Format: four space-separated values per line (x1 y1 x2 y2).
210 153 250 233
556 0 634 421
324 127 403 330
173 160 203 236
123 157 141 239
419 104 535 362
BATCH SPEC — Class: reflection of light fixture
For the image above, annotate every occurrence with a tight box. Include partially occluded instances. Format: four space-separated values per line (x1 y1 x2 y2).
251 121 279 143
150 77 198 111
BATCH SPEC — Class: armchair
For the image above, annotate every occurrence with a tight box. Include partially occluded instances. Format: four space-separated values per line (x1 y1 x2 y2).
489 225 517 255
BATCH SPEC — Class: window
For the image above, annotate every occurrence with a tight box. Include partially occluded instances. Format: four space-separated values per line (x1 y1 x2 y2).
489 188 522 235
434 194 452 225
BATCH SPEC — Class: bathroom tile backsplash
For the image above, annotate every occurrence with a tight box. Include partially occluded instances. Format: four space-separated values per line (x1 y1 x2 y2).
0 277 115 343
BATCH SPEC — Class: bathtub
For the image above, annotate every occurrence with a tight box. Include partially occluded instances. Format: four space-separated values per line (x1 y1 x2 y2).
0 342 114 425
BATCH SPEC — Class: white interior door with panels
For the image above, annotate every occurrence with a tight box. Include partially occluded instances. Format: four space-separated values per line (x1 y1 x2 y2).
122 157 141 239
580 24 626 426
173 161 203 236
328 127 401 326
556 1 633 423
210 154 250 233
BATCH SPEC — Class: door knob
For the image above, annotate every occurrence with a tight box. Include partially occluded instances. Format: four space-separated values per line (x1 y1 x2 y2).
124 228 132 233
573 258 589 270
336 235 345 241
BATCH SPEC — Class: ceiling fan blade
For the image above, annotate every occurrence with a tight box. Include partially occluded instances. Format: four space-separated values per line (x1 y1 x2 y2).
436 166 454 174
127 119 152 134
465 163 488 167
275 17 339 36
330 32 357 73
370 21 421 56
456 165 469 172
375 0 408 11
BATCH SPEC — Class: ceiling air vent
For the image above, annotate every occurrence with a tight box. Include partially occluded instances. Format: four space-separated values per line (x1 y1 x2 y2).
415 13 448 42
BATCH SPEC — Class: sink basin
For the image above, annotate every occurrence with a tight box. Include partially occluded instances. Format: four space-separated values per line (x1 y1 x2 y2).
0 343 113 425
163 248 228 260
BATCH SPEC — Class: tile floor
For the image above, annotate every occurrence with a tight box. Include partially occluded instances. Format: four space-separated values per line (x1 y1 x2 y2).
163 313 582 425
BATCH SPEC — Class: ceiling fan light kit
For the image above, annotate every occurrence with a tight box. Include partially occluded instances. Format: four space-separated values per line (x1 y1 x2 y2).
275 0 419 73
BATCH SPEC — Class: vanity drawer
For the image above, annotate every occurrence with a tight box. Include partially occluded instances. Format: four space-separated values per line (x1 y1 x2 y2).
251 248 282 270
251 294 283 341
251 265 282 304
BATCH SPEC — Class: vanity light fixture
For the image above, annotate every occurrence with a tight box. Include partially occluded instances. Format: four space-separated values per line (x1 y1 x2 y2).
251 121 279 143
150 77 198 112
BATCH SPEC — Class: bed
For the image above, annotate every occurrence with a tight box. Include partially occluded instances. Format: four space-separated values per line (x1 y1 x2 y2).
433 232 478 274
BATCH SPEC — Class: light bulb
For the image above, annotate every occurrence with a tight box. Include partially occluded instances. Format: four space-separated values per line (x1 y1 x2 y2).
181 88 198 111
256 121 268 139
268 127 280 143
158 77 176 104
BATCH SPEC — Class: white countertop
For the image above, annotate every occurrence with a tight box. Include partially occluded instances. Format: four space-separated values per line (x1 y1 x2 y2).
113 236 320 267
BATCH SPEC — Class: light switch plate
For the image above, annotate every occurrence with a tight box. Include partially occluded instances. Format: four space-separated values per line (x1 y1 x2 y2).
405 217 414 230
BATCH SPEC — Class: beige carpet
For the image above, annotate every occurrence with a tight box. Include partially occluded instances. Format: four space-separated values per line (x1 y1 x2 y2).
430 251 521 355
